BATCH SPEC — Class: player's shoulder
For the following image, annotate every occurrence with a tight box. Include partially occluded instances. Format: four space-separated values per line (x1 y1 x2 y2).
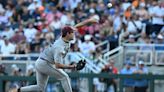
52 39 63 49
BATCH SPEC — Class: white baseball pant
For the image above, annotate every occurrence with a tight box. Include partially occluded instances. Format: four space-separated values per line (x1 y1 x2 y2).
20 58 72 92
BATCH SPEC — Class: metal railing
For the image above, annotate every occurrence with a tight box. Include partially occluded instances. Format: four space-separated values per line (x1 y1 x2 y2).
0 73 164 92
0 54 101 73
95 40 110 54
123 44 164 65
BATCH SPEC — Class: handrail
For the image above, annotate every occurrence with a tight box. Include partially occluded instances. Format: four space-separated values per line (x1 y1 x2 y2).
121 33 141 44
95 40 110 54
103 46 123 59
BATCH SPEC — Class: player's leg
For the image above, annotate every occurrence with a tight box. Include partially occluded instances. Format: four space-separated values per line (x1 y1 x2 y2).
19 70 49 92
11 70 49 92
14 59 49 92
58 69 72 92
45 63 72 92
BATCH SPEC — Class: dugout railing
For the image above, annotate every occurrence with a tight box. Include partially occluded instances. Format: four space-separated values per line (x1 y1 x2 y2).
0 73 164 92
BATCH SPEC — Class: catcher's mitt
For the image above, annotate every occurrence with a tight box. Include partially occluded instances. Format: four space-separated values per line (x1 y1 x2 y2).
76 60 86 70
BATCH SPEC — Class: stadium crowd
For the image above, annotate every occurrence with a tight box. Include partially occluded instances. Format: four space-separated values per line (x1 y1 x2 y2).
0 0 163 55
0 0 163 92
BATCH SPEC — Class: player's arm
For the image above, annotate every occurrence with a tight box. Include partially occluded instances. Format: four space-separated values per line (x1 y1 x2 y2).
74 15 99 28
55 63 76 69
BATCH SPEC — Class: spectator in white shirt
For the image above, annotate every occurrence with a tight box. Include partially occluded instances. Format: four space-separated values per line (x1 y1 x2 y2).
69 0 81 10
1 26 15 39
24 23 38 43
126 14 142 34
49 15 63 39
4 5 13 18
0 12 8 24
147 1 164 36
0 36 16 55
0 4 5 13
79 35 96 58
150 1 164 25
27 0 42 14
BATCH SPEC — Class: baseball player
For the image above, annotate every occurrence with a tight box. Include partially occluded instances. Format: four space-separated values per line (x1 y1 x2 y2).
12 17 99 92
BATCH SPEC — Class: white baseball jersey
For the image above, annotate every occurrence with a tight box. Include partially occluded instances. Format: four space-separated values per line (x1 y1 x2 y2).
39 37 70 64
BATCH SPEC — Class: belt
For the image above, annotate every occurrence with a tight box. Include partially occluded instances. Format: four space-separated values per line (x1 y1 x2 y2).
40 57 55 64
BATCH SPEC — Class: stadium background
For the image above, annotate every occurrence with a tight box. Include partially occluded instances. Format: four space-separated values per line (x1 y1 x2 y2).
0 0 164 92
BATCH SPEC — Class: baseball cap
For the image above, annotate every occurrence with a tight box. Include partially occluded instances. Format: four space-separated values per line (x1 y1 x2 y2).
138 60 144 65
62 26 77 33
129 34 135 39
61 26 77 37
124 60 132 65
157 34 163 39
89 8 95 14
84 35 92 40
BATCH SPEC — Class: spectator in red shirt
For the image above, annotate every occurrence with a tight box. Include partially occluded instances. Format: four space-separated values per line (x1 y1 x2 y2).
100 59 118 92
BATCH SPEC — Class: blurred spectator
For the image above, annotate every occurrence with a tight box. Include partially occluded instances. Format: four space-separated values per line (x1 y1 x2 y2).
93 78 106 92
0 4 5 13
26 64 35 76
4 4 13 19
137 32 147 44
125 34 138 50
79 34 96 58
10 28 26 44
21 7 32 22
154 34 164 64
49 15 63 39
0 36 16 55
105 27 119 50
113 6 123 34
27 0 42 14
8 64 25 92
0 64 7 75
100 60 118 92
122 0 131 12
30 33 42 53
66 42 81 64
135 2 150 24
148 1 164 36
120 61 135 92
0 64 8 92
11 64 22 76
15 40 30 54
1 25 14 39
92 47 103 64
0 12 8 24
25 64 36 86
136 36 153 63
10 9 21 25
139 36 153 51
133 61 148 92
44 30 55 42
155 34 164 50
127 35 136 44
126 14 143 35
24 23 38 43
